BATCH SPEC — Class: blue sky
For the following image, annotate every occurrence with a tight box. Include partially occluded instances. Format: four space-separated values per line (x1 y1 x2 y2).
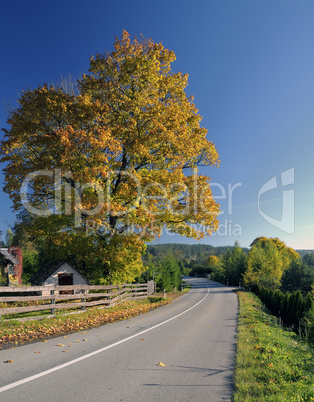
1 0 314 250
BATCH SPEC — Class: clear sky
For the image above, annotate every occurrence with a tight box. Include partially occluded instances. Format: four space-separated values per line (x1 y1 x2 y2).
1 0 314 250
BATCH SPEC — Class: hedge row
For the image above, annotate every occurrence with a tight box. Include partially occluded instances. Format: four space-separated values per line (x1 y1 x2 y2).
253 285 314 343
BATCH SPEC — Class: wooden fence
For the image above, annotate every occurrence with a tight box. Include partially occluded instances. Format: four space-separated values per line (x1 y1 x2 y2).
0 280 155 319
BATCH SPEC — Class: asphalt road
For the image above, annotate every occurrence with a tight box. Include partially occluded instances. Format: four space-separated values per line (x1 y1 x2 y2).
0 278 238 401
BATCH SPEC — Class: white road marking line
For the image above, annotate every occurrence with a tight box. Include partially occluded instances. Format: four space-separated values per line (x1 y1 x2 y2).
0 284 209 393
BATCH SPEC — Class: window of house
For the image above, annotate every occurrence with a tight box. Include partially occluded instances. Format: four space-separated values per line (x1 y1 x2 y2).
58 274 74 294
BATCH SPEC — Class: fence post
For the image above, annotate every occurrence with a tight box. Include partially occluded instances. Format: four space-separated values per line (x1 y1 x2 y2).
50 289 55 315
81 289 86 311
147 280 154 295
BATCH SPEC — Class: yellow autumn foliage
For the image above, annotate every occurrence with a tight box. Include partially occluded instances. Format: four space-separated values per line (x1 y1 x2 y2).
0 31 220 283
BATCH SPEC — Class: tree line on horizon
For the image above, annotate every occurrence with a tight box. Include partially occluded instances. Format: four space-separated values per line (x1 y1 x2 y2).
2 226 314 291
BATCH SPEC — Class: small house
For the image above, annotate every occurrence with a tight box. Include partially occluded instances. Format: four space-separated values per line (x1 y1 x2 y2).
30 261 89 295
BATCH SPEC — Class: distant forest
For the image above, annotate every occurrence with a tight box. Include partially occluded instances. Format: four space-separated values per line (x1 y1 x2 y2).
143 243 314 278
145 243 244 261
296 249 314 258
143 243 247 274
145 243 313 262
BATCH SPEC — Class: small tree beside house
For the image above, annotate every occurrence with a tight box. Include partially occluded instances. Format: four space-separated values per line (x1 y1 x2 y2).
0 247 23 285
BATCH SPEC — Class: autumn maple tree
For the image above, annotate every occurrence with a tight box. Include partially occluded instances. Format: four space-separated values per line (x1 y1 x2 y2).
1 31 220 283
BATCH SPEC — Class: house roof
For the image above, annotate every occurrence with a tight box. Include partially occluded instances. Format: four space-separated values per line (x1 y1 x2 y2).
0 248 19 266
30 261 89 286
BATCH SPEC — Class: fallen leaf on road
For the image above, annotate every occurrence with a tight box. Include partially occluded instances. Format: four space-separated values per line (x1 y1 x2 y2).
57 343 65 347
5 360 13 363
158 362 166 366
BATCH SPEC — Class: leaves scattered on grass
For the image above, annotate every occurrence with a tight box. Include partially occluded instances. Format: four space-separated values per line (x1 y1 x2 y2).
233 290 314 401
0 295 175 349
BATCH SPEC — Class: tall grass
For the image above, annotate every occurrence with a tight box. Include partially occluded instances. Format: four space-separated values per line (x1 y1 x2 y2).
233 291 314 401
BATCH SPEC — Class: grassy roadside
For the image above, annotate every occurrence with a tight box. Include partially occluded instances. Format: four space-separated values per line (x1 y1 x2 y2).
0 292 185 349
233 290 314 401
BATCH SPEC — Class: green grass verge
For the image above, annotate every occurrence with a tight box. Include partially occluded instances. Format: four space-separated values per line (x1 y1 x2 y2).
233 290 314 401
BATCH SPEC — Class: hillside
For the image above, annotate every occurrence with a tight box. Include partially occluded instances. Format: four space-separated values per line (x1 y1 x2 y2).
296 249 314 257
145 243 314 263
145 243 248 266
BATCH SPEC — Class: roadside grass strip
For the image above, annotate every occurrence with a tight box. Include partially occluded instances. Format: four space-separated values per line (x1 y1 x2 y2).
233 291 314 401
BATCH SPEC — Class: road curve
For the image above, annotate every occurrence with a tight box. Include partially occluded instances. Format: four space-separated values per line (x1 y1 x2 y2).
0 278 238 401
